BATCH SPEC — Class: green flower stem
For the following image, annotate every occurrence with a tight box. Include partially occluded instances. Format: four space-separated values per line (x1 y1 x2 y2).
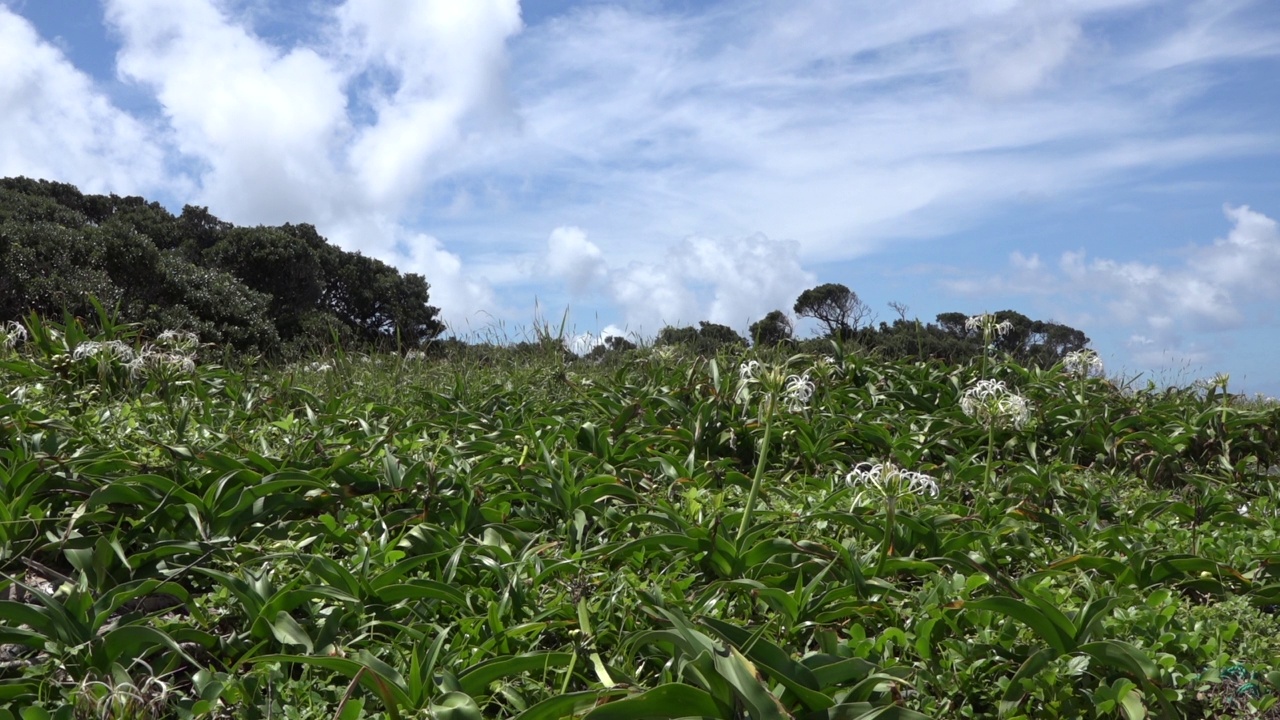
985 421 996 487
875 495 897 576
736 397 774 547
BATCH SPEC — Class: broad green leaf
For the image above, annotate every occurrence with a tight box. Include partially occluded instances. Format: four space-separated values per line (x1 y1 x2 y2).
963 597 1074 655
431 691 483 720
250 653 411 713
584 684 731 720
269 611 314 653
458 652 576 697
515 690 628 720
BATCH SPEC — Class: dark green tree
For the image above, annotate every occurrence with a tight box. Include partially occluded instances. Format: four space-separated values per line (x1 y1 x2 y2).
318 247 444 348
656 321 746 354
205 226 324 341
0 176 447 355
749 310 793 347
794 283 870 338
0 220 120 320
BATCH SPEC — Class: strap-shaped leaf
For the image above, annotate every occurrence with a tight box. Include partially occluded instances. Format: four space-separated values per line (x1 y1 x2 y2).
515 690 629 720
585 684 732 720
963 597 1074 655
701 616 832 712
458 652 576 697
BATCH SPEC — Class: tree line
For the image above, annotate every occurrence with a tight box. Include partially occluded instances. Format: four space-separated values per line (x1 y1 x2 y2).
612 282 1090 368
0 177 444 356
2 177 1089 366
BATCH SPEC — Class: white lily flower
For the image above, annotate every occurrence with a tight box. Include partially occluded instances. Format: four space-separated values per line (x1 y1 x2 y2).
961 378 1032 429
845 461 940 506
72 340 136 363
1 321 27 350
1062 349 1104 377
156 330 200 351
782 372 815 413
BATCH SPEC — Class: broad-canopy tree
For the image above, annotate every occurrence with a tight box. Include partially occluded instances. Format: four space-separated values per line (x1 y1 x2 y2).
0 177 446 355
749 310 793 347
794 283 871 338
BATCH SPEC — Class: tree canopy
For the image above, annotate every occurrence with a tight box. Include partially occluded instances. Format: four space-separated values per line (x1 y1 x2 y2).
749 310 794 347
0 177 444 355
858 309 1090 367
656 321 746 354
793 283 871 338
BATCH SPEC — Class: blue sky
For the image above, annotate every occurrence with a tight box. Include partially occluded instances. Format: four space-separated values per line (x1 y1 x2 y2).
2 1 1279 394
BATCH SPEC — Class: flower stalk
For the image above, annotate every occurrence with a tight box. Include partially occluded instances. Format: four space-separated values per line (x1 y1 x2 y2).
845 462 939 574
734 359 815 546
961 378 1031 486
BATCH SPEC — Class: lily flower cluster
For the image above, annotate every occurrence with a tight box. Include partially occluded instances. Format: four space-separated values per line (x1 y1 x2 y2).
68 331 200 379
960 378 1032 429
73 340 138 363
965 313 1014 338
1062 349 1104 377
737 360 815 414
1 321 27 351
844 461 940 506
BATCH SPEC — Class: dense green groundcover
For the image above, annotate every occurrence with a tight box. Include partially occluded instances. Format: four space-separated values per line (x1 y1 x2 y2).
1 315 1279 719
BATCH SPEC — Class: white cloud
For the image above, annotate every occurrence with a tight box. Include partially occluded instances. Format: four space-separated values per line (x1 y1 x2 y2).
959 6 1083 99
670 234 816 329
105 0 351 224
1061 205 1280 334
94 0 522 327
949 203 1280 369
546 225 607 292
541 227 814 336
335 0 523 206
568 323 630 354
0 7 166 194
403 0 1278 286
322 215 497 329
609 261 699 334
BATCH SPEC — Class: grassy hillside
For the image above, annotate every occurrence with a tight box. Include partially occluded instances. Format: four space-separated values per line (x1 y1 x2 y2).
1 315 1278 719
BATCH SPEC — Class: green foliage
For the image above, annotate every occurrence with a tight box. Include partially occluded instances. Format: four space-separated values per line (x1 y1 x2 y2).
3 316 1279 717
656 321 746 354
0 220 121 319
749 309 794 347
317 245 444 349
204 225 324 341
794 282 871 338
148 252 280 353
0 177 445 357
856 310 1091 368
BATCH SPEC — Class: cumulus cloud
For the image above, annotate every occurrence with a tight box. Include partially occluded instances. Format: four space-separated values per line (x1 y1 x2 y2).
105 0 351 225
546 226 607 292
1061 205 1280 334
0 7 166 194
335 0 522 206
91 0 520 327
541 227 814 335
568 323 631 354
670 234 816 329
948 204 1280 369
323 215 497 329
